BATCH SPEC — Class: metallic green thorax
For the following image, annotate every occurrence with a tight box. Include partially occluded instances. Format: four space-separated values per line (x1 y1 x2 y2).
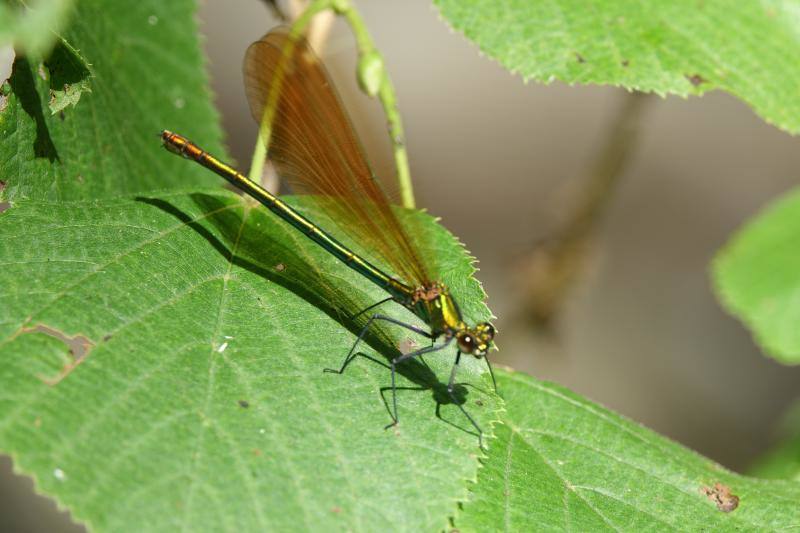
406 283 465 337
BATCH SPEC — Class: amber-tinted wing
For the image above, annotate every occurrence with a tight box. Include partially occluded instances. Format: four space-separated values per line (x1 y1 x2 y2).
243 28 431 288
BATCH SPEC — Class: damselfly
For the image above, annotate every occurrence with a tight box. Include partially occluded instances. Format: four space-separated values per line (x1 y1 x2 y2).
161 27 496 443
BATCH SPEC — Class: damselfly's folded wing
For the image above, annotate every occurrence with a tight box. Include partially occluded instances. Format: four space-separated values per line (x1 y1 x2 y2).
244 28 432 289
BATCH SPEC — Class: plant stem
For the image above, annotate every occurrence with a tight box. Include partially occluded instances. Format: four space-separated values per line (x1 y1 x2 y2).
247 2 326 186
247 0 417 209
520 91 653 326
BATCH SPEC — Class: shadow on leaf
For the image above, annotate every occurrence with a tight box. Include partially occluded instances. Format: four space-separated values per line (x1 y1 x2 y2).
136 193 478 434
9 58 59 162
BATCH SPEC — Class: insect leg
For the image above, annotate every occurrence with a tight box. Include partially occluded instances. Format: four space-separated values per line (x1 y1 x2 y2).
324 313 433 375
447 351 486 448
348 296 394 321
386 337 454 429
484 354 498 393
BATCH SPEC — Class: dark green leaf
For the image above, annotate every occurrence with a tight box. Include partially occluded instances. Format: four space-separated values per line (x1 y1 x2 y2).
0 192 499 531
0 2 502 530
0 0 223 202
455 371 800 531
434 0 800 134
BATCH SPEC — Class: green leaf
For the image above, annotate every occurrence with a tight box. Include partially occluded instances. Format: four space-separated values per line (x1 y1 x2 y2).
455 370 800 531
712 187 800 364
0 193 498 531
0 1 502 530
749 402 800 481
0 4 502 529
0 0 74 58
0 0 224 203
434 0 800 134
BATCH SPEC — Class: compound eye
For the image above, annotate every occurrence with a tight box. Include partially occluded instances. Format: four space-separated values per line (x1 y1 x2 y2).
457 333 476 354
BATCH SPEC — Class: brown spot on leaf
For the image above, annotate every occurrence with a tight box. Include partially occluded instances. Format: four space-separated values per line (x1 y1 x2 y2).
701 482 739 512
331 506 341 514
398 337 419 355
252 448 262 457
621 59 630 67
686 73 706 87
275 263 286 272
0 180 5 192
238 400 250 409
575 52 586 63
16 324 95 385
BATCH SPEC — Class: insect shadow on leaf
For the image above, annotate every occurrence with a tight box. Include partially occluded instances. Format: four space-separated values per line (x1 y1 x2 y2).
137 193 482 437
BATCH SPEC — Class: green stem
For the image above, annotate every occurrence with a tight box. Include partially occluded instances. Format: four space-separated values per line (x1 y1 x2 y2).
247 0 417 209
247 2 328 185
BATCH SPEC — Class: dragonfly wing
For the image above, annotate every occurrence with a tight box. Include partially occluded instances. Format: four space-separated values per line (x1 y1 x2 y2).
243 28 432 289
